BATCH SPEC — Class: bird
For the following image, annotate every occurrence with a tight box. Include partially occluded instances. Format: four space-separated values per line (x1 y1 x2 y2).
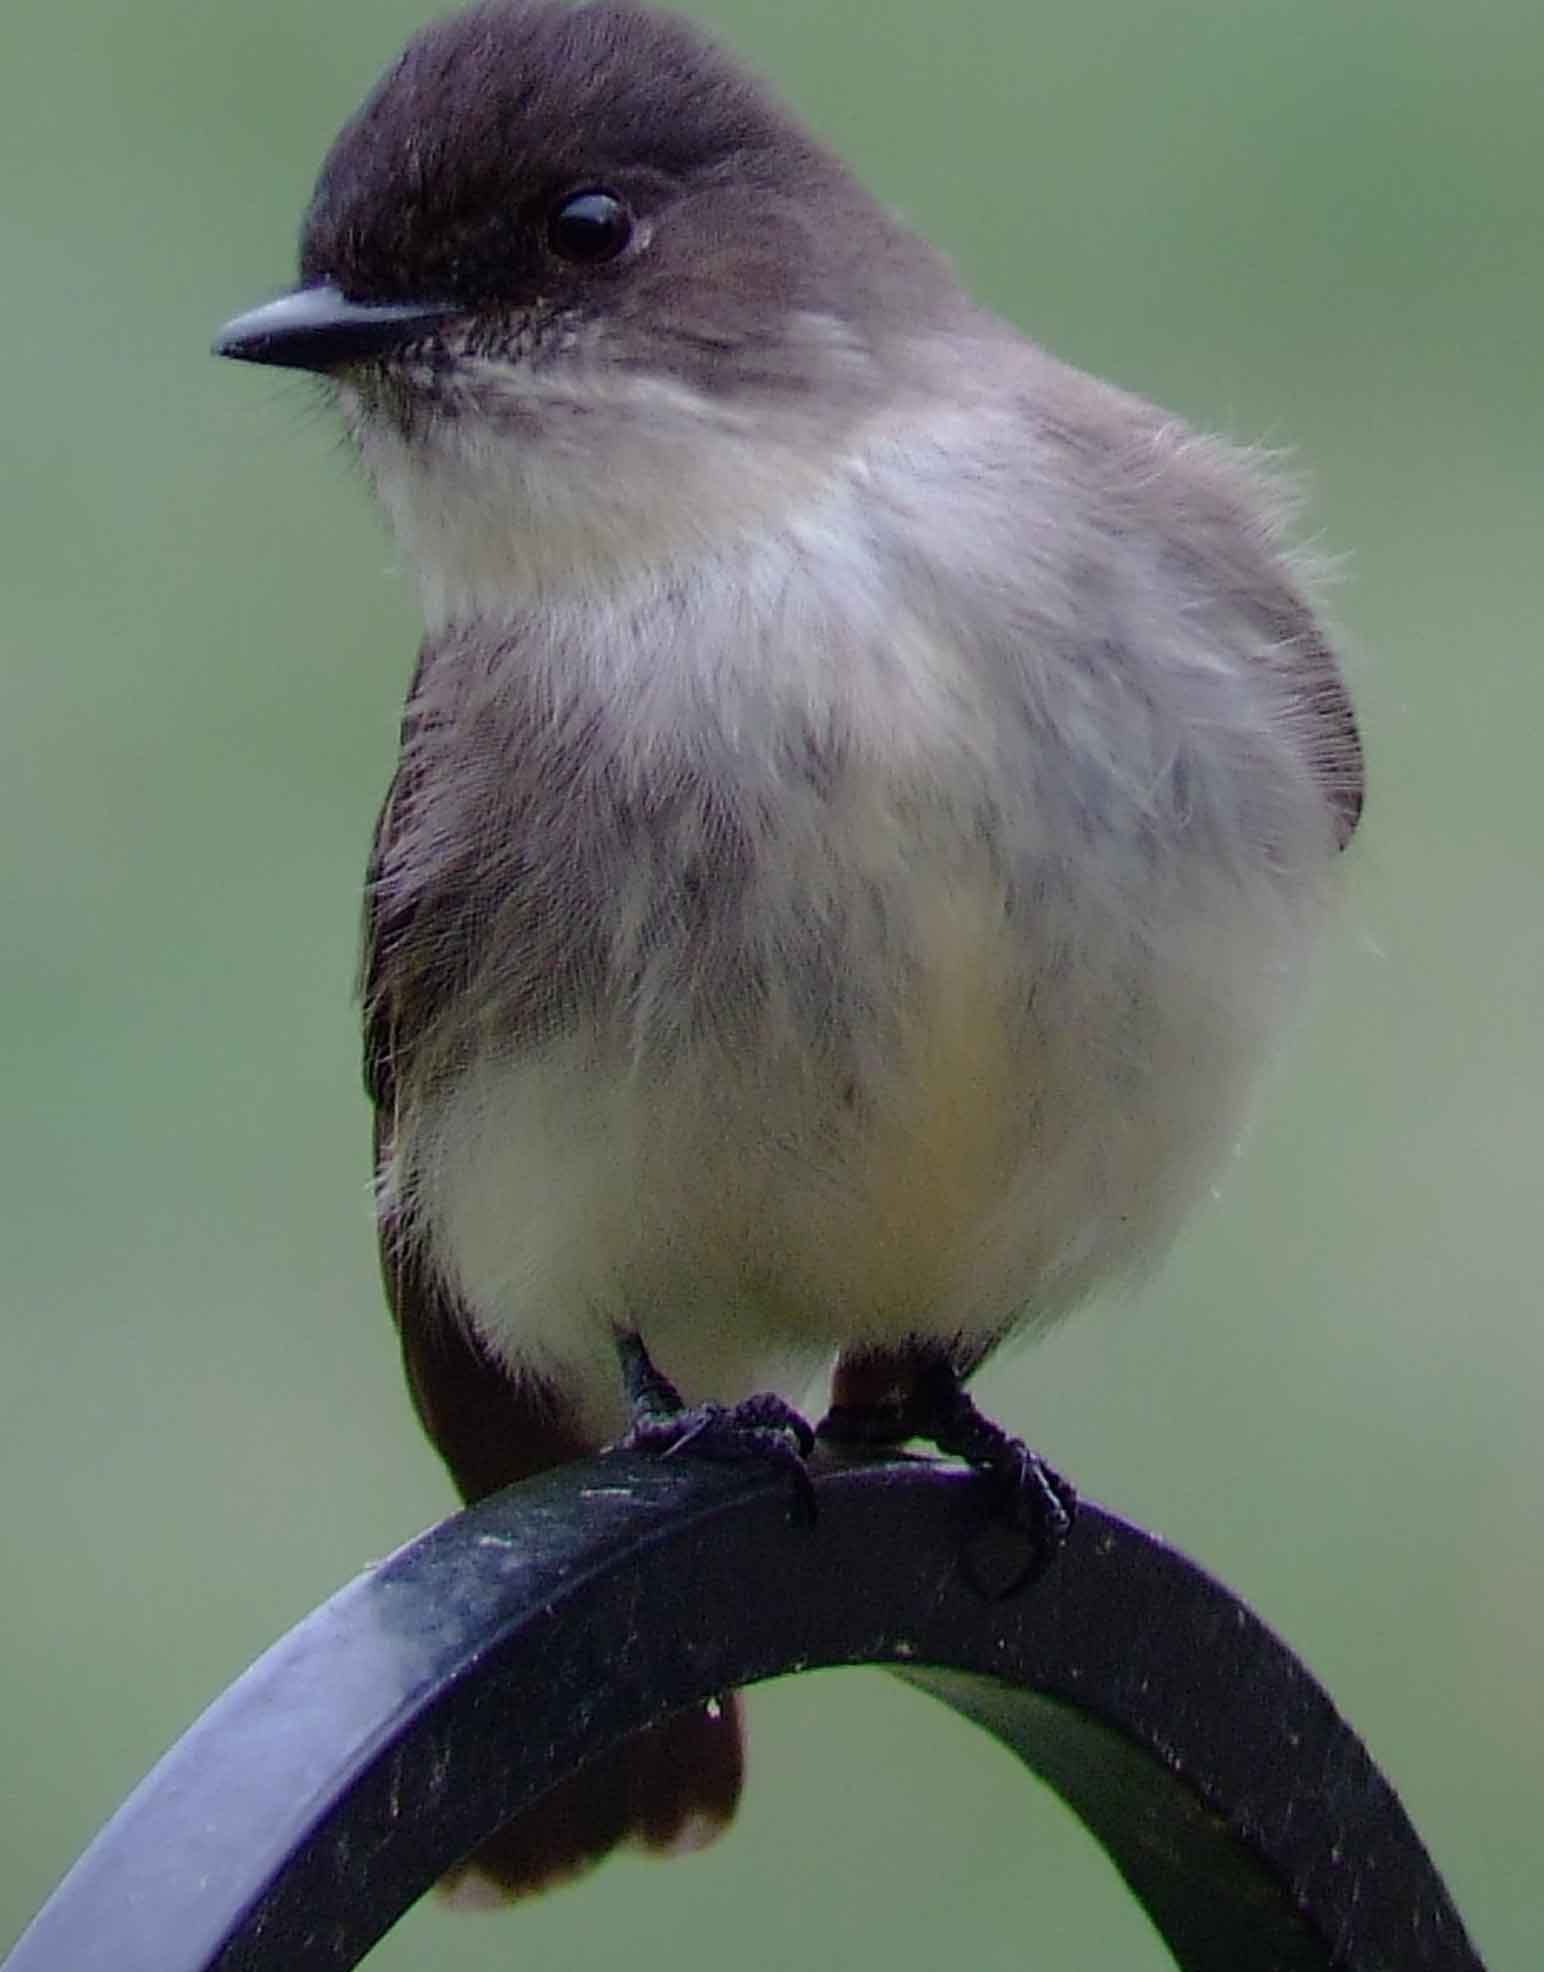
213 0 1362 1903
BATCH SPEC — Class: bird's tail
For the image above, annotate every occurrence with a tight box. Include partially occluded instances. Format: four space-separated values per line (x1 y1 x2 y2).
437 1693 744 1904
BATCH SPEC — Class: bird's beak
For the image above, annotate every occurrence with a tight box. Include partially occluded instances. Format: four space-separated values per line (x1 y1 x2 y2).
212 286 458 373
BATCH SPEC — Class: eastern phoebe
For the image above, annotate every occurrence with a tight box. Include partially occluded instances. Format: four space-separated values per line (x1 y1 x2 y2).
214 0 1362 1903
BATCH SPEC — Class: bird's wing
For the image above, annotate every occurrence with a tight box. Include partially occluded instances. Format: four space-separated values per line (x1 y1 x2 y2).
359 641 744 1898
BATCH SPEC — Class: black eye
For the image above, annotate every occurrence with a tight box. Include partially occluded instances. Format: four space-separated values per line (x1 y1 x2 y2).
546 189 634 265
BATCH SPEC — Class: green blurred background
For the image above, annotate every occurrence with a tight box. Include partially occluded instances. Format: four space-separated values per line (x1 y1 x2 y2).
3 0 1540 1964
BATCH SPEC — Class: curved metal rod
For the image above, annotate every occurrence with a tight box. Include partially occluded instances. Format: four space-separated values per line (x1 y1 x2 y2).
3 1452 1485 1971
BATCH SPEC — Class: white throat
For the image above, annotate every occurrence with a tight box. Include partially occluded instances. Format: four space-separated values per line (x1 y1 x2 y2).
342 353 882 631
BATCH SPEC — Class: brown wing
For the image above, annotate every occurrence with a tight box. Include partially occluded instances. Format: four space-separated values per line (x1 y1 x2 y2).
362 645 599 1489
361 649 743 1899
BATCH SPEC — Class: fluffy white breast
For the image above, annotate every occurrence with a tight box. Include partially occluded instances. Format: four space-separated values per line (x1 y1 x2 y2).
368 343 1348 1421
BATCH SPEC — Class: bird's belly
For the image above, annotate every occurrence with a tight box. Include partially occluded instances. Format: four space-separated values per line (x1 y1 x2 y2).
398 845 1255 1431
409 890 1019 1382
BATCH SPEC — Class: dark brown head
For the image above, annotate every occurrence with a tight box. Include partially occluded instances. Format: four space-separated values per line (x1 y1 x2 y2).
216 1 955 412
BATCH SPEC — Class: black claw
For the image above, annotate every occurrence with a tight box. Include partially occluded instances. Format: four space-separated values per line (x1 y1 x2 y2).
720 1391 816 1457
822 1359 1076 1597
925 1374 1076 1592
610 1335 817 1526
995 1441 1077 1542
963 1442 1076 1596
615 1399 818 1527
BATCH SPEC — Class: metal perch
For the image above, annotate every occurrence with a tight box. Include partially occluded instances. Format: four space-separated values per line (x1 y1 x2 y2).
3 1451 1486 1971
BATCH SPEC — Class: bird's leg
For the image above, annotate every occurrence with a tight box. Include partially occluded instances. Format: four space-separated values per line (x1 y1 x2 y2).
819 1347 1076 1592
610 1331 817 1525
615 1329 690 1426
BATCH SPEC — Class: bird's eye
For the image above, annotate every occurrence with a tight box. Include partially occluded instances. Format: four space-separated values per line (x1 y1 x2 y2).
546 189 634 265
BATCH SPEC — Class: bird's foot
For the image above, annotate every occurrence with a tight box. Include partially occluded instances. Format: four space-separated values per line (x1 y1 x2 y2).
924 1373 1076 1596
611 1333 817 1526
819 1358 1075 1596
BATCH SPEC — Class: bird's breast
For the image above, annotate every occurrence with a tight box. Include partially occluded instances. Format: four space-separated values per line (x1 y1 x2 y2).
396 810 1045 1416
378 433 1341 1411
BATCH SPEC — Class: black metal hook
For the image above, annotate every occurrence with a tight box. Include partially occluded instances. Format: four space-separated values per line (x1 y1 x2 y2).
2 1451 1486 1971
